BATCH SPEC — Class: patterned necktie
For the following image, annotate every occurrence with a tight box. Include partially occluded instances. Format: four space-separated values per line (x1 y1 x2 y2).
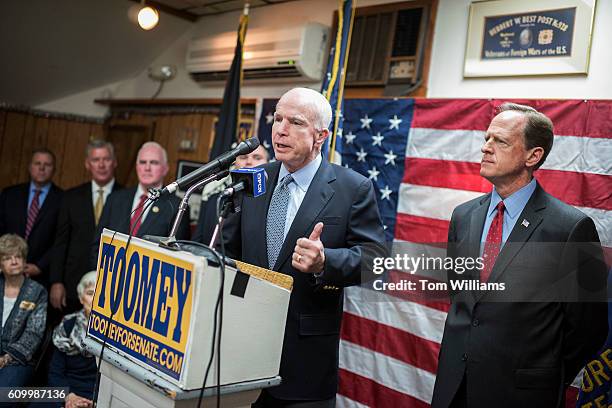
94 188 104 225
481 201 505 282
130 193 148 236
266 174 294 269
25 189 41 239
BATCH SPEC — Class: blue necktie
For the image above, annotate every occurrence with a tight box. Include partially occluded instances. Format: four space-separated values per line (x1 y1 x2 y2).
266 174 294 269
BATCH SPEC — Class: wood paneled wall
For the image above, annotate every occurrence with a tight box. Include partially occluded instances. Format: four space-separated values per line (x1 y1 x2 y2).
107 111 218 186
0 105 246 192
0 110 104 190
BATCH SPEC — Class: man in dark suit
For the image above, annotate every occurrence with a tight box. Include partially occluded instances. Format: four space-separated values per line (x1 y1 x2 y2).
223 88 386 407
193 143 269 246
431 103 608 408
50 140 121 313
91 141 190 268
0 147 63 288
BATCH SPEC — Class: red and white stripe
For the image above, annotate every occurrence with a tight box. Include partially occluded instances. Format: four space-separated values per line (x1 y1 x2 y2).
338 99 612 407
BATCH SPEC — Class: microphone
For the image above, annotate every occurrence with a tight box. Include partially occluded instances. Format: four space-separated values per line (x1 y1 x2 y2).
161 138 260 194
222 168 267 198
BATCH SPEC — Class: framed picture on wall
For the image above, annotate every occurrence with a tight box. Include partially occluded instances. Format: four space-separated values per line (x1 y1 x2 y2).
464 0 596 77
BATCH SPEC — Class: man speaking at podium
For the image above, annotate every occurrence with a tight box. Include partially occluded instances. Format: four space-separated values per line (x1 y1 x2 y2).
223 87 385 407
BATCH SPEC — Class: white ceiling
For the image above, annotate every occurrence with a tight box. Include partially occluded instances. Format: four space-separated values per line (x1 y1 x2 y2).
0 0 193 107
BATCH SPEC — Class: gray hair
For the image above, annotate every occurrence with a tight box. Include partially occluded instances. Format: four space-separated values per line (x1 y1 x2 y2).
283 87 332 131
137 141 168 165
77 271 97 298
497 102 554 170
0 234 28 260
86 139 115 160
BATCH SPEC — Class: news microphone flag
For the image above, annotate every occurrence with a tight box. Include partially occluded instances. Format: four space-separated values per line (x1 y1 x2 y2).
229 168 266 197
321 0 355 165
208 4 249 160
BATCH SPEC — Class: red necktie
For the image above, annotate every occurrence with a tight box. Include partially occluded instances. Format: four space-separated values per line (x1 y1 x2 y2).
25 189 41 240
130 193 148 236
481 201 505 283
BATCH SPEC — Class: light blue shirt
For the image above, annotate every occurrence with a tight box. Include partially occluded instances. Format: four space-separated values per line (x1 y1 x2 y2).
480 178 537 254
277 155 322 239
27 182 51 209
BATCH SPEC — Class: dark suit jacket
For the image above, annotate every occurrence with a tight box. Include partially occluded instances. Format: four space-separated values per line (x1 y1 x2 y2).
91 186 191 269
0 182 63 287
192 192 221 246
50 181 122 304
222 159 386 400
431 183 608 408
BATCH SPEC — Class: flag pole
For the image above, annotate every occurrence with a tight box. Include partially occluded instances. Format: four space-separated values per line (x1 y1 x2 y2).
208 2 249 160
328 0 355 164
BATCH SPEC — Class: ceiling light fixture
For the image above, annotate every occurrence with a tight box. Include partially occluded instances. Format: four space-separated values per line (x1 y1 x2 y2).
137 2 159 31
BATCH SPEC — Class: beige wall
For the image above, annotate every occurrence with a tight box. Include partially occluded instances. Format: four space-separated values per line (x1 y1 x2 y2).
37 0 612 117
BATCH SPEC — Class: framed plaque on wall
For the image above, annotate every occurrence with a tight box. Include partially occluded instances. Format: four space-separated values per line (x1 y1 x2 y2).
464 0 596 77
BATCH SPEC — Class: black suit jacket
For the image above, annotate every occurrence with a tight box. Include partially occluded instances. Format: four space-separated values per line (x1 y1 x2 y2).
192 192 221 246
91 187 190 269
431 184 608 408
222 159 386 400
50 181 122 303
0 182 63 287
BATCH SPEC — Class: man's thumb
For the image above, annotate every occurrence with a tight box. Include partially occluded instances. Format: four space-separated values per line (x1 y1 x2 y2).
309 222 324 241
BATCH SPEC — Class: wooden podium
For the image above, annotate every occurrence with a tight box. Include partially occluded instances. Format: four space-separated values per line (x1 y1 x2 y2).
86 230 292 407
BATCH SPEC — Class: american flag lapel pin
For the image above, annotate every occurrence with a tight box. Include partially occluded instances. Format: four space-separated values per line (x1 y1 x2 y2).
521 219 530 228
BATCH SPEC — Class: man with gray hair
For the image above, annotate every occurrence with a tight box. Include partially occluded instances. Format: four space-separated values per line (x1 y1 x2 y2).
223 87 386 407
91 141 190 268
50 140 121 313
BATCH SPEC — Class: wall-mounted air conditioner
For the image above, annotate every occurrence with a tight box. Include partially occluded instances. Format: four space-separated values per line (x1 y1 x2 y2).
186 22 330 82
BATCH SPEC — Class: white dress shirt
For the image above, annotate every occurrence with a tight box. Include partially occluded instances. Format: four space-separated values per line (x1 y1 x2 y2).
91 179 115 208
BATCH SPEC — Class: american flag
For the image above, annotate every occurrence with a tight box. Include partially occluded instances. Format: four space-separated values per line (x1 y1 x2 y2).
258 98 612 407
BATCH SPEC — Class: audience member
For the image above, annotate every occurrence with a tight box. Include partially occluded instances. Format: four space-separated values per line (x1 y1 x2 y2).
50 140 121 314
0 234 47 388
0 148 63 288
48 271 97 408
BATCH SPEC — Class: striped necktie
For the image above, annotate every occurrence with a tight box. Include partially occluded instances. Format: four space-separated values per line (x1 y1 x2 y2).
266 175 294 269
130 193 149 236
25 189 41 239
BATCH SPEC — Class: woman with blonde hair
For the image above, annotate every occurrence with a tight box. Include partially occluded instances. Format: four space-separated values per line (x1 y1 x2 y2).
0 233 47 387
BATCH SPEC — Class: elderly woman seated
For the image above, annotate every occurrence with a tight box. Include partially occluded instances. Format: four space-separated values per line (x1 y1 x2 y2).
48 271 98 408
0 233 47 387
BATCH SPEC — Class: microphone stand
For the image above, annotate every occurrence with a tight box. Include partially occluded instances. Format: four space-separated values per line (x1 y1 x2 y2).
209 184 246 248
161 171 229 248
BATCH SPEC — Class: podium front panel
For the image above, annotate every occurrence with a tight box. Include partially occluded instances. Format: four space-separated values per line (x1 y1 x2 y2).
88 230 291 390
